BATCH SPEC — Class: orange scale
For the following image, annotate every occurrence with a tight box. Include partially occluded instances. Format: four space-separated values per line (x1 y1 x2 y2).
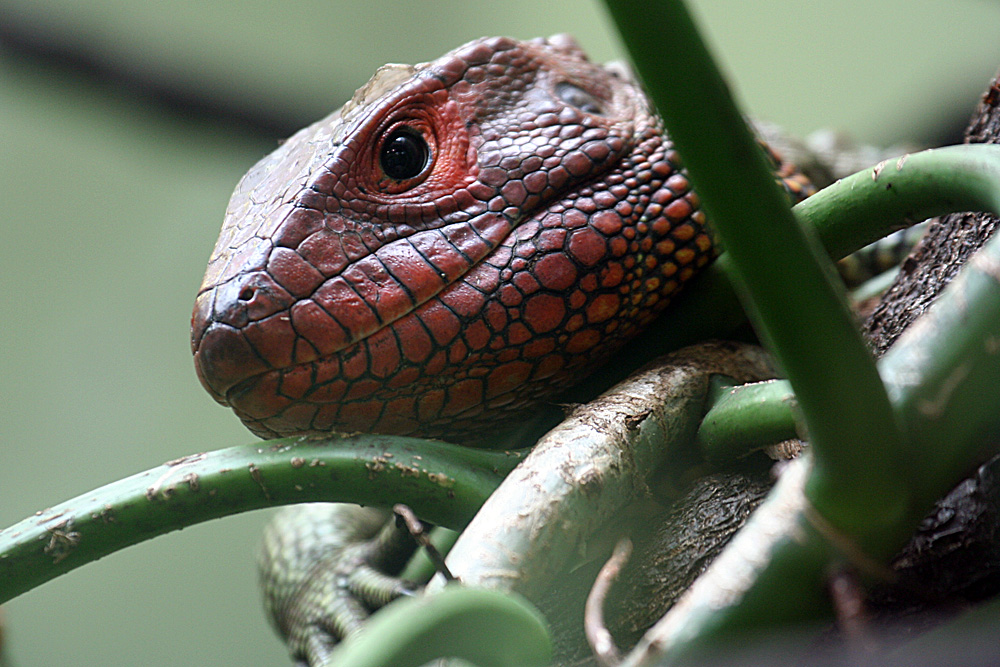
423 349 448 376
486 361 533 398
448 340 470 364
376 397 419 432
580 273 599 292
565 313 585 332
565 329 601 354
367 329 402 379
394 316 433 364
664 199 693 222
647 208 667 227
512 270 541 295
522 337 557 358
234 373 289 419
600 262 626 288
463 319 491 350
655 235 677 254
567 228 606 267
497 346 521 363
534 253 578 291
672 223 696 242
674 247 696 265
586 294 620 323
440 282 488 319
531 354 565 380
420 301 462 346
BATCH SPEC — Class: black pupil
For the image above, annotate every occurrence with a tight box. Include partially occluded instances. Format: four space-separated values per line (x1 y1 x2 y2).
380 128 428 181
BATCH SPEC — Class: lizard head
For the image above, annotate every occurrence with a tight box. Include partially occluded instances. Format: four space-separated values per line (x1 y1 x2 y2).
191 35 716 441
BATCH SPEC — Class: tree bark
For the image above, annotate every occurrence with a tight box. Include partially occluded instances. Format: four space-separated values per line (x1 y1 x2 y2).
865 75 1000 353
864 70 1000 624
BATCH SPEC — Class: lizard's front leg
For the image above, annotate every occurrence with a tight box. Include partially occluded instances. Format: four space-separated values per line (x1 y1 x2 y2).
259 504 417 666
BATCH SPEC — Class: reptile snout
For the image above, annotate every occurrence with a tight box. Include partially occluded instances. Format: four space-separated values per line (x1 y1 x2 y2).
191 270 294 405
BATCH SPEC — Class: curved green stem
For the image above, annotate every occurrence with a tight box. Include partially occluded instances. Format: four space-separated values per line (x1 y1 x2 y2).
0 435 521 606
324 586 551 667
798 147 1000 259
697 378 798 464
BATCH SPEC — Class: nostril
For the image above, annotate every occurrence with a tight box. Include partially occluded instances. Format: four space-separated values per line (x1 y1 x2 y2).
214 273 294 326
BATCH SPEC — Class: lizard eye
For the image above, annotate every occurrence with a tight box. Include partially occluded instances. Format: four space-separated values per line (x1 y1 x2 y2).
379 126 430 181
554 81 604 115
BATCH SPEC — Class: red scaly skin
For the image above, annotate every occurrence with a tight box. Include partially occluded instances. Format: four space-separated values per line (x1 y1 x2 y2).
191 35 810 442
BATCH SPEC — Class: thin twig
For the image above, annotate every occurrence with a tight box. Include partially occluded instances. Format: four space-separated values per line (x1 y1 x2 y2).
393 504 455 582
829 568 878 661
585 538 632 667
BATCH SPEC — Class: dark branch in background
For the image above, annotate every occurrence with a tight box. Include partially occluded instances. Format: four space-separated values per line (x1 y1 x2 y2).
0 10 326 141
0 7 970 151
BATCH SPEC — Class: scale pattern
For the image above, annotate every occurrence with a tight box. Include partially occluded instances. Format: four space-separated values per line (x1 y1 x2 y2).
191 35 811 442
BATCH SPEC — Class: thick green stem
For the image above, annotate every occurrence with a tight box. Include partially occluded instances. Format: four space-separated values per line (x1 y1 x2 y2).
880 228 1000 510
0 435 520 606
603 0 908 542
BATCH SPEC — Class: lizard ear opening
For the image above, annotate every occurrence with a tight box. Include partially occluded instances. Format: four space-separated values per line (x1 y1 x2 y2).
554 81 605 116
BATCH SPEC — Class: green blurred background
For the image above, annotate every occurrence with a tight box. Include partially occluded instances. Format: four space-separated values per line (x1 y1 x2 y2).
1 1 998 665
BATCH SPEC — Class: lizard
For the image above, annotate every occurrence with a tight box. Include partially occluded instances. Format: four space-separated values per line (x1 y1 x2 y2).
190 34 814 665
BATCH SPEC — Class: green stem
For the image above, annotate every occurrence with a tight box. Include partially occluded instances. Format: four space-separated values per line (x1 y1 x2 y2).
880 227 1000 510
797 147 1000 259
603 0 908 541
0 435 520 606
324 586 551 667
697 378 798 464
